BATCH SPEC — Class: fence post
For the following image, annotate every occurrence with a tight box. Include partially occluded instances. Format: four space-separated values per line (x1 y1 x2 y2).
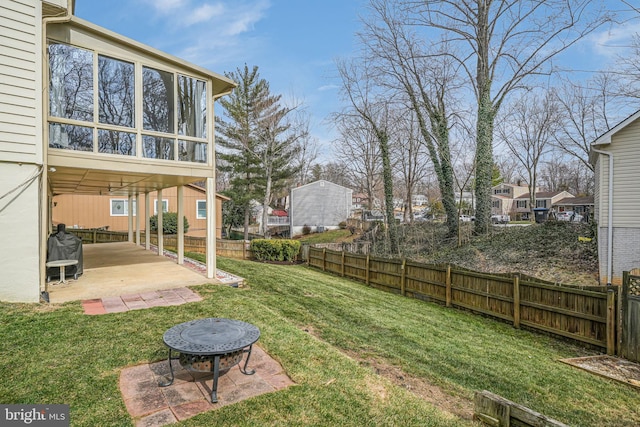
607 288 617 356
513 275 520 329
322 248 326 272
92 229 97 244
366 254 370 285
401 259 406 297
445 265 452 307
341 251 345 277
242 240 247 259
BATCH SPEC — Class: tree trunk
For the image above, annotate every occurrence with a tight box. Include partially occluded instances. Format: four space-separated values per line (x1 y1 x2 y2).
379 130 398 254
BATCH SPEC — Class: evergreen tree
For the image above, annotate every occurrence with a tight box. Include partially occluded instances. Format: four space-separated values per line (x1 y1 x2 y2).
216 65 300 238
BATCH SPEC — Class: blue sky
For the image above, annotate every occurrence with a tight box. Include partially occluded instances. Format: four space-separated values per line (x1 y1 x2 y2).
75 1 640 163
75 0 365 160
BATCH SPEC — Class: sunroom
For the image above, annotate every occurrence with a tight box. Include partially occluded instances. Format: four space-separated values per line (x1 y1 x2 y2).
43 15 235 285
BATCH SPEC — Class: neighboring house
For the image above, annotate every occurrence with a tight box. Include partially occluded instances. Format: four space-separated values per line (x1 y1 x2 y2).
491 183 530 216
51 185 229 238
0 0 235 301
554 196 594 220
590 109 640 285
290 180 352 235
412 194 428 206
512 191 574 220
352 193 370 210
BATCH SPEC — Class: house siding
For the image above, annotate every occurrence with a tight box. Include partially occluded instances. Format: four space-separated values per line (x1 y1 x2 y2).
52 188 225 238
290 180 352 233
0 0 41 163
0 0 42 302
605 119 640 227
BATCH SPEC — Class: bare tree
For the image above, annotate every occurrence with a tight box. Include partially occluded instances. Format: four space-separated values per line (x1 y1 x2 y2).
390 107 431 223
497 90 560 219
335 58 399 254
359 0 462 237
403 0 610 233
552 74 620 172
333 113 383 210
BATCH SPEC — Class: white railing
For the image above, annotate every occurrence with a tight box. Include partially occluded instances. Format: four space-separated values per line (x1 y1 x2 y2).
267 216 289 225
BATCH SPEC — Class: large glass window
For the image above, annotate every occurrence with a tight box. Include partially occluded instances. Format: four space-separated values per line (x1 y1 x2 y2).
99 130 136 155
143 136 174 160
177 75 207 138
49 43 93 121
49 123 93 151
48 41 210 164
143 67 175 133
98 55 135 127
178 140 207 163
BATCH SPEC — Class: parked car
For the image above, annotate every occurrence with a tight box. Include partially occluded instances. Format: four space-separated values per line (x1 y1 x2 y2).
491 214 510 224
459 215 475 222
557 211 583 222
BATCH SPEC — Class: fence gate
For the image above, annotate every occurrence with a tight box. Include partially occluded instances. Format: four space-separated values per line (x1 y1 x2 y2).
622 272 640 362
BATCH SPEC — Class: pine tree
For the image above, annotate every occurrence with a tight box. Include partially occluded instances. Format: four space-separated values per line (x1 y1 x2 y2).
216 65 300 239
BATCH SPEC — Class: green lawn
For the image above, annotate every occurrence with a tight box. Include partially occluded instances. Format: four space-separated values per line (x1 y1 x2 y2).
295 229 354 244
1 257 638 426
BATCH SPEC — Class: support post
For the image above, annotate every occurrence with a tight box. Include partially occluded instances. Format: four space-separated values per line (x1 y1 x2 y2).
177 185 184 265
445 265 452 307
322 248 326 272
145 192 151 250
135 193 141 245
157 189 163 256
607 288 616 356
366 254 370 285
513 275 520 329
400 259 406 297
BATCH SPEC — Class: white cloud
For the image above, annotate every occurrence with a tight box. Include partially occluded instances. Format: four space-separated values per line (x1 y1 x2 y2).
222 0 270 36
183 3 225 26
586 21 640 58
147 0 189 14
317 84 339 92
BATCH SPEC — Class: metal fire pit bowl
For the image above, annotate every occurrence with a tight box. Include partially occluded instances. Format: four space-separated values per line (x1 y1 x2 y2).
159 318 260 403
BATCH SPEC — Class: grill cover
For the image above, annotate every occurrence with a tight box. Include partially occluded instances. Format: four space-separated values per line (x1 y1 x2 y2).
47 224 83 279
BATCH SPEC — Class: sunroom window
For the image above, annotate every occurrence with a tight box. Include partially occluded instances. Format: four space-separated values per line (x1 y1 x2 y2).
48 41 209 164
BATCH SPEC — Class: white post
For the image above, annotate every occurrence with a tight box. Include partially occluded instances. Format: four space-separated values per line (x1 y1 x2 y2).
127 195 133 243
157 189 163 256
145 192 150 250
177 185 184 265
206 178 216 279
135 193 141 246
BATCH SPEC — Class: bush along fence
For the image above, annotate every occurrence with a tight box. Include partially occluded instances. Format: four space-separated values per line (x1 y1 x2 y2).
308 247 618 354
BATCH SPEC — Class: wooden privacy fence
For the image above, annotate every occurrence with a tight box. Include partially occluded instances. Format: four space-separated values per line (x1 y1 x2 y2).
68 229 252 259
309 247 617 353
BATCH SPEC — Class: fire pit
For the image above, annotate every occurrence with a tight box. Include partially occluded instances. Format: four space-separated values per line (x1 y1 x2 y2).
159 318 260 403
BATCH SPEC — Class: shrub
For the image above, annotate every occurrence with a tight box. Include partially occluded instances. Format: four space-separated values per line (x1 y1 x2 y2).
302 224 311 235
149 212 189 234
251 239 301 262
339 221 347 229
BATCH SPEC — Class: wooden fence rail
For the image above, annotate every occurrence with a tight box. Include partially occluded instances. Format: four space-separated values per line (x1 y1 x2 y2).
309 247 617 353
68 229 253 259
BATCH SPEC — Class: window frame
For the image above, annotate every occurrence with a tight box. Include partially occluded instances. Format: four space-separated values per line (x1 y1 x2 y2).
110 198 136 216
196 200 206 219
154 199 169 215
46 37 212 165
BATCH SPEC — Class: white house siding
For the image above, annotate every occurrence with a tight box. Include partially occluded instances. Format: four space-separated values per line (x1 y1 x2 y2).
593 117 640 284
0 0 41 162
290 180 352 235
0 0 42 302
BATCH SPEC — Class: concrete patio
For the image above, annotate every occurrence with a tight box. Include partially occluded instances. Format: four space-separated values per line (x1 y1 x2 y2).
46 242 239 303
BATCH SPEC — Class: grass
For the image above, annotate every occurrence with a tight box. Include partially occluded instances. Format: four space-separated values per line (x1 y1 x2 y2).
1 256 639 426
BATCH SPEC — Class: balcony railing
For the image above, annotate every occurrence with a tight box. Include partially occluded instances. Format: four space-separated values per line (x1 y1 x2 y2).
267 216 289 225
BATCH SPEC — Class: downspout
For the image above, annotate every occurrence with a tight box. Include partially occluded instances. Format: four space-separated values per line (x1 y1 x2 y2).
592 148 613 284
41 1 74 301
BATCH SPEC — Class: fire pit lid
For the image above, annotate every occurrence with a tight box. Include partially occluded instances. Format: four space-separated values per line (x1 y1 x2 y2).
163 318 260 355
